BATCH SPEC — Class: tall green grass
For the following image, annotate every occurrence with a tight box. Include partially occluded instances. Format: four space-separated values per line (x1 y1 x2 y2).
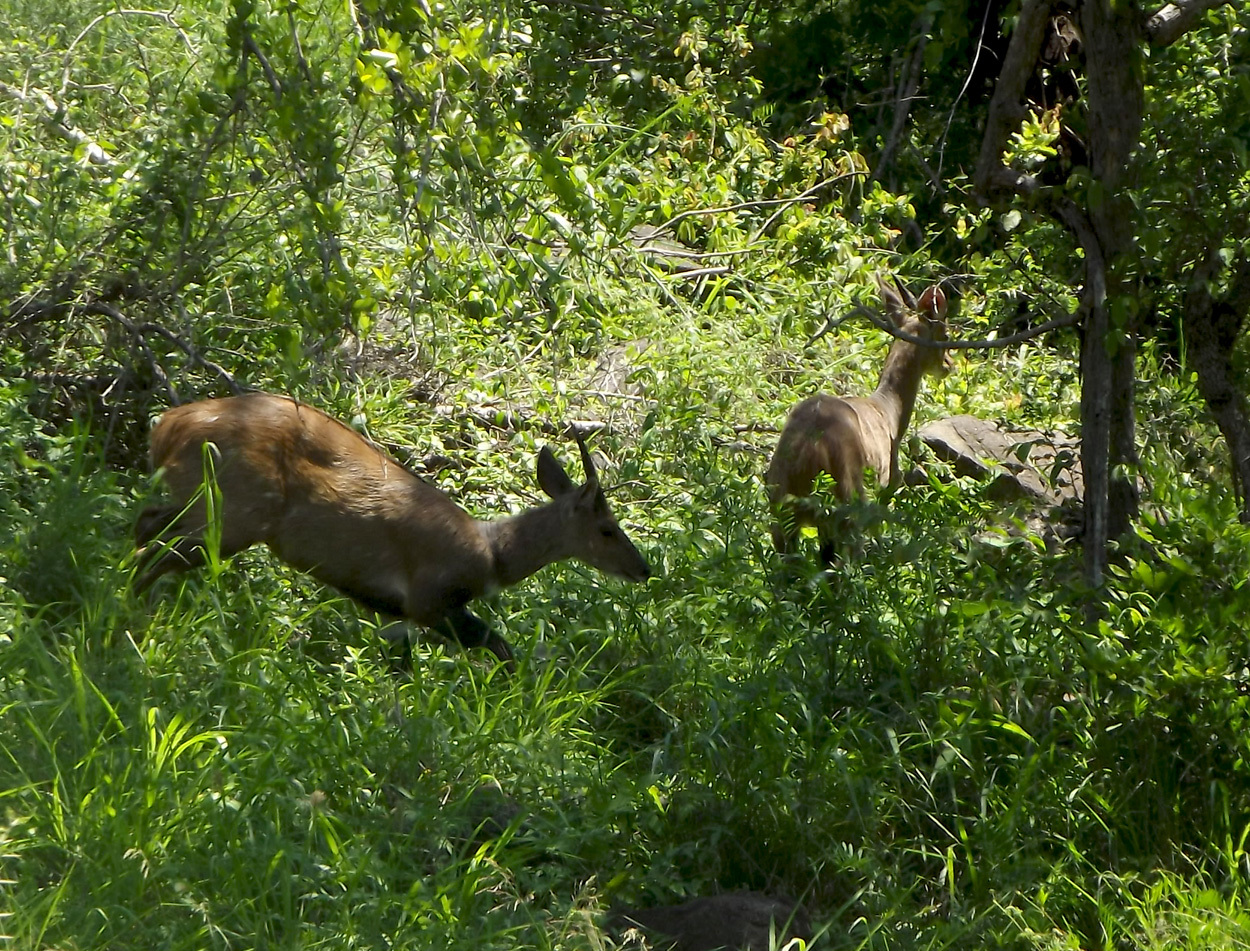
3 365 1250 949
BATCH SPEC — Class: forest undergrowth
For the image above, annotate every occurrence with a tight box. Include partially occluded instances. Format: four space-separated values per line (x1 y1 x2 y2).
4 0 1250 947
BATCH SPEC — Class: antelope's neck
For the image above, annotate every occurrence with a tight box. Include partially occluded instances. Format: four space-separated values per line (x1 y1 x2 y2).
871 341 928 440
482 502 571 589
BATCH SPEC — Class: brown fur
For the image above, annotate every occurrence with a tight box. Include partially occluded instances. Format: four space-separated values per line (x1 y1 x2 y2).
766 280 949 556
134 392 651 666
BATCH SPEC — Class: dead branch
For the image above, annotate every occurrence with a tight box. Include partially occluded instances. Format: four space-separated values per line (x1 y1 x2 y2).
83 302 242 398
1145 0 1233 47
0 80 114 167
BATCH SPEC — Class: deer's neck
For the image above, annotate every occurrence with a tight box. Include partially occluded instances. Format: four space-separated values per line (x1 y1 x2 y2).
482 502 573 589
870 341 928 442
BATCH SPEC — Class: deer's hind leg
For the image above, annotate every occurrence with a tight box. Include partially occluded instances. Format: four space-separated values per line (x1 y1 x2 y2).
815 458 866 565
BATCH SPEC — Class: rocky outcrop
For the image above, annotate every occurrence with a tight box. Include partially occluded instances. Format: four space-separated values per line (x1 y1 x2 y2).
610 891 813 951
918 414 1083 507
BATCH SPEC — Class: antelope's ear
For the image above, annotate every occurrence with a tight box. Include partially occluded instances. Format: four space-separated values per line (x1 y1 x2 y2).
877 277 907 326
537 446 576 499
917 285 948 320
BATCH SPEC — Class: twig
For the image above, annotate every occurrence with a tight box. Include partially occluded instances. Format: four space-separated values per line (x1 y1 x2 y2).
83 302 241 396
649 172 864 241
287 7 313 85
870 14 931 187
635 245 759 260
61 9 195 97
752 172 867 241
859 303 1081 350
0 81 114 167
4 296 69 330
433 403 615 439
581 390 648 402
87 303 177 403
536 0 660 27
804 308 867 348
243 35 284 97
937 0 993 179
345 0 366 44
661 265 732 280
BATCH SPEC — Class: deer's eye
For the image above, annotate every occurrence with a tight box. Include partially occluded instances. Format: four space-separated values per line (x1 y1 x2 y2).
601 528 615 538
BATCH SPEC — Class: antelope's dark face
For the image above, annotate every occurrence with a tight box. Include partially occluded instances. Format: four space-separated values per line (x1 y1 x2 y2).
884 281 950 378
536 440 651 582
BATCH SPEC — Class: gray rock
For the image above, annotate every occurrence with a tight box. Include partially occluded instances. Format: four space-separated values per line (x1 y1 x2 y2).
918 414 1082 507
611 891 813 951
589 339 653 398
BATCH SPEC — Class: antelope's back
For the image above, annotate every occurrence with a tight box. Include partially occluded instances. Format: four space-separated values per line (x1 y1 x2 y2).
153 392 418 488
148 394 484 593
768 394 868 501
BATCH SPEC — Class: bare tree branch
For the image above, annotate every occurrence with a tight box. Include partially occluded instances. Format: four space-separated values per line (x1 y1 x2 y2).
1145 0 1233 47
243 35 284 97
534 0 660 27
83 302 242 398
974 0 1055 204
61 9 195 97
804 311 859 348
0 80 114 167
856 302 1081 350
869 14 931 188
645 172 867 241
752 172 867 241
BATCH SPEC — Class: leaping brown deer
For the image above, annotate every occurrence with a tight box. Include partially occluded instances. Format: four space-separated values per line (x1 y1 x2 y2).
766 279 949 559
133 392 652 669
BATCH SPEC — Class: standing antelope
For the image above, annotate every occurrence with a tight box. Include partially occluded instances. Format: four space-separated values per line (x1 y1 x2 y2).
766 279 949 559
133 392 652 668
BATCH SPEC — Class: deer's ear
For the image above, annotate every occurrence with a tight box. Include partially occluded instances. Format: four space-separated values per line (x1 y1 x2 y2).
877 277 907 326
917 285 948 320
537 446 576 499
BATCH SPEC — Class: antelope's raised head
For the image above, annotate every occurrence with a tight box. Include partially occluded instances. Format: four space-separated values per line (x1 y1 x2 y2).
879 277 950 379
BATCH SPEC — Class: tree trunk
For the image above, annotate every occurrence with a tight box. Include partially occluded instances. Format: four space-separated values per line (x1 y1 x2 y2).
973 0 1150 593
1075 0 1146 574
1080 294 1113 590
1184 250 1250 522
1108 319 1140 538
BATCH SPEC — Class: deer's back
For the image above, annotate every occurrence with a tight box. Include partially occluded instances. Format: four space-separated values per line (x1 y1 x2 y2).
768 393 892 501
150 392 490 614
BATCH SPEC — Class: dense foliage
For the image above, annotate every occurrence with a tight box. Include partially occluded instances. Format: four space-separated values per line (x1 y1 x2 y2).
3 0 1250 948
